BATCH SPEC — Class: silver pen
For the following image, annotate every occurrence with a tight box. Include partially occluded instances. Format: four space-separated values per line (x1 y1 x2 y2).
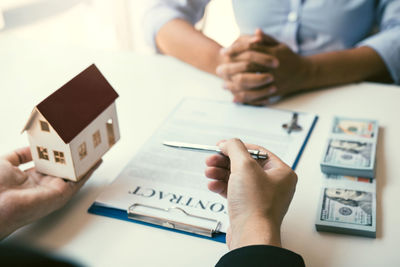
163 141 268 159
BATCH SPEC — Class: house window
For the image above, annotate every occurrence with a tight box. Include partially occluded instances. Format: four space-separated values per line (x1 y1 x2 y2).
40 120 50 132
53 151 66 164
78 142 87 160
106 118 116 147
93 130 101 148
37 146 49 160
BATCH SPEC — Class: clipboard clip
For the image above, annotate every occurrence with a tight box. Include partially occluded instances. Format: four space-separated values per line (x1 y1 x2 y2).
282 112 302 134
127 203 221 237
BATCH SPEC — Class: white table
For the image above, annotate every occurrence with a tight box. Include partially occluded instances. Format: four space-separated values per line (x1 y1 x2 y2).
1 35 400 267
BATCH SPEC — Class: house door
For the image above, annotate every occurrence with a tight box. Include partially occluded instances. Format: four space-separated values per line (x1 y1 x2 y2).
106 119 115 147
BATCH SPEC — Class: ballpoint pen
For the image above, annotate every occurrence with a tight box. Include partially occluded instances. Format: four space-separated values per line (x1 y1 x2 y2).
163 141 268 159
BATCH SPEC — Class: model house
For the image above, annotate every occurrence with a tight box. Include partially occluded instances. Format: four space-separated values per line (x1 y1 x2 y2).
22 64 120 181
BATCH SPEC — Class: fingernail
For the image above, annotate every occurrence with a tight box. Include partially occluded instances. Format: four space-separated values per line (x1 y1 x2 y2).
220 48 227 55
272 59 279 68
269 86 277 94
265 76 274 83
223 83 229 90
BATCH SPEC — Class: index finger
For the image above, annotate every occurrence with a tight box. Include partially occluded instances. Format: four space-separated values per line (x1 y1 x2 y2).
218 139 254 172
221 36 261 56
254 28 279 45
222 31 277 57
1 147 32 166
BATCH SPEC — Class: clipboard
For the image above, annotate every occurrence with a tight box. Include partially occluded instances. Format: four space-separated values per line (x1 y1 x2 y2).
88 98 318 243
89 202 226 243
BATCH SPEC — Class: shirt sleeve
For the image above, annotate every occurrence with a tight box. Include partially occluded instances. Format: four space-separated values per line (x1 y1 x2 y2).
142 0 211 52
357 0 400 84
215 245 305 267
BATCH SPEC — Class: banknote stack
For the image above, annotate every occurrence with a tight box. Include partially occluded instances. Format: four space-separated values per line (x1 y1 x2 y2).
316 117 378 237
320 117 379 178
315 174 376 238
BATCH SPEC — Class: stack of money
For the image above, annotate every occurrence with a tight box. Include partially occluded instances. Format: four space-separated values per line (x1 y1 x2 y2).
315 174 376 238
320 117 378 178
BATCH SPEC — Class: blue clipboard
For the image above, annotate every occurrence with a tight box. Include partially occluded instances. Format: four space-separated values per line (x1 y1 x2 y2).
88 203 227 243
88 99 318 243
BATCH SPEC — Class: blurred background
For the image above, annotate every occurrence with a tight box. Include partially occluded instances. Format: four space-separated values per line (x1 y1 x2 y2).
0 0 240 52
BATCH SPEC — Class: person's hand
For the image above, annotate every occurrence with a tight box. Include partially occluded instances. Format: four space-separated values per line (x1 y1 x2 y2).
205 139 298 250
0 147 101 240
216 31 279 104
217 29 312 105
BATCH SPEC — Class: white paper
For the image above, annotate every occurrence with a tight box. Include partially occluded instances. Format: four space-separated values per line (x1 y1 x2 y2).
95 99 317 233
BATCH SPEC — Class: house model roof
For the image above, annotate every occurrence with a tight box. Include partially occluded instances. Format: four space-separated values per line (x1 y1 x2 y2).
23 64 119 143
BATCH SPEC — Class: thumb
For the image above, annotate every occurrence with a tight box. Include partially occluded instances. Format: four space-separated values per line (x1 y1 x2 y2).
218 139 253 171
1 147 32 166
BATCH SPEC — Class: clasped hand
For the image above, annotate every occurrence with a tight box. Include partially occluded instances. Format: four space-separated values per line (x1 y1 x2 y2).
216 29 312 105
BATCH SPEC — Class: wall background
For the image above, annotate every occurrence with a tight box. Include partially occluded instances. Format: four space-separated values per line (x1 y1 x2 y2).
0 0 240 52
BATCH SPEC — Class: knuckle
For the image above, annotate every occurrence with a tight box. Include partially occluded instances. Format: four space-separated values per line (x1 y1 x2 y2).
234 73 245 84
243 93 255 103
232 83 241 92
243 51 252 61
228 138 242 147
283 168 298 185
265 73 274 82
220 65 230 76
246 61 257 73
291 171 298 185
234 91 246 102
262 57 273 66
243 43 252 52
225 82 234 91
245 61 252 71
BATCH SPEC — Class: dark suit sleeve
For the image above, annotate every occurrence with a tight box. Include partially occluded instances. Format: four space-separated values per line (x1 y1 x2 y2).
215 245 305 267
0 243 81 267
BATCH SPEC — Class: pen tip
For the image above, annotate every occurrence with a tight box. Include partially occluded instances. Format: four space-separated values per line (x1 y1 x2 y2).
163 141 177 147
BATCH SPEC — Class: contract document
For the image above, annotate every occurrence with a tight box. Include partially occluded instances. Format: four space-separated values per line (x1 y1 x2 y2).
90 99 318 241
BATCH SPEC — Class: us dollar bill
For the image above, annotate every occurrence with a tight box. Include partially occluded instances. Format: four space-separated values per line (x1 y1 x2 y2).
325 139 372 167
332 117 378 139
321 117 378 178
320 188 372 226
315 174 376 238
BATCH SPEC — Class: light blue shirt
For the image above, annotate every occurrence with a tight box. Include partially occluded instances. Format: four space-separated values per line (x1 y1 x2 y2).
143 0 400 84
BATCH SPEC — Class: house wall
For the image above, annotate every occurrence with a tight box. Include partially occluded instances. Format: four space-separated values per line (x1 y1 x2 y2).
70 102 120 179
26 109 76 180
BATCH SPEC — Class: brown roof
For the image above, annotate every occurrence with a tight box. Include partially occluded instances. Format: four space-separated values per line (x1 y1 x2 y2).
35 64 119 143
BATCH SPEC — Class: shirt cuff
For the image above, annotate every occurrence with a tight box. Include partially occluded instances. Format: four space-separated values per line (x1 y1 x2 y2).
357 27 400 84
215 245 305 267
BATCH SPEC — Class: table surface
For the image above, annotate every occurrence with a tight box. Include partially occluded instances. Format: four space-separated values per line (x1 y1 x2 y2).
1 35 400 267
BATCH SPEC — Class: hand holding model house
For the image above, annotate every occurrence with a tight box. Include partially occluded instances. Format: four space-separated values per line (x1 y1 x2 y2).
22 64 120 181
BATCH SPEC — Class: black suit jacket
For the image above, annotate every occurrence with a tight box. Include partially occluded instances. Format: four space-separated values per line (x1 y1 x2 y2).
215 245 305 267
1 243 304 266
